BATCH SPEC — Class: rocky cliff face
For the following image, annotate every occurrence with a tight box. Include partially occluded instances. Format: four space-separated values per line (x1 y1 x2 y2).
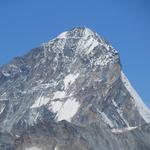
0 27 150 150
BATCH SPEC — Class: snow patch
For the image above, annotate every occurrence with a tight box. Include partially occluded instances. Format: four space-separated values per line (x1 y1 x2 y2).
112 126 137 133
121 71 150 123
0 104 5 114
86 38 99 54
0 92 8 101
83 28 95 38
50 101 63 113
77 36 99 55
100 112 114 128
2 71 11 77
54 146 59 150
56 98 80 122
31 94 50 108
112 99 118 107
15 134 20 138
57 31 68 39
53 91 66 99
25 146 41 150
34 112 39 122
111 99 130 127
64 73 79 90
94 53 113 66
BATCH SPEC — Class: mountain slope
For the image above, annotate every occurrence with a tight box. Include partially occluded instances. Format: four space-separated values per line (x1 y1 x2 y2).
0 27 150 150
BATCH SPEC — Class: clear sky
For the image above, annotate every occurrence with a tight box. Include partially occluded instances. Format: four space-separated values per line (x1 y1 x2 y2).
0 0 150 107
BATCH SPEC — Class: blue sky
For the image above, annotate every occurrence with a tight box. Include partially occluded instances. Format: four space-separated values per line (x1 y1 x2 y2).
0 0 150 107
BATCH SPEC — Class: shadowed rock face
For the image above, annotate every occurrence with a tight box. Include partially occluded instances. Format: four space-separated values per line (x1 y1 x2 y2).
1 121 150 150
0 27 150 150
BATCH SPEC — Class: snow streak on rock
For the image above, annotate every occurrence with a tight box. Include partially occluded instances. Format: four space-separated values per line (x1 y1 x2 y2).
121 71 150 123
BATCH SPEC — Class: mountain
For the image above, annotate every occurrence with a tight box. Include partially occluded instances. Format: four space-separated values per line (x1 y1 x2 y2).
0 27 150 150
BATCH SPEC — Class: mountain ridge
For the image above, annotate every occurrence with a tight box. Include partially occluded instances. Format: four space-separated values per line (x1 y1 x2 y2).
0 27 150 150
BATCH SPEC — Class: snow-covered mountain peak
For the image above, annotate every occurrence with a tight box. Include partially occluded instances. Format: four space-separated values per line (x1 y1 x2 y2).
0 27 150 150
0 27 150 137
42 27 119 68
57 27 96 39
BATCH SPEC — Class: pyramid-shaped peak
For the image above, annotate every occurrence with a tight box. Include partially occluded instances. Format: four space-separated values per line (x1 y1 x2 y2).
70 26 96 35
57 26 97 39
44 26 118 57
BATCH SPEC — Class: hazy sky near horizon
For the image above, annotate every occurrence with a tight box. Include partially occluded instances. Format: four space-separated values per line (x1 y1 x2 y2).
0 0 150 107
